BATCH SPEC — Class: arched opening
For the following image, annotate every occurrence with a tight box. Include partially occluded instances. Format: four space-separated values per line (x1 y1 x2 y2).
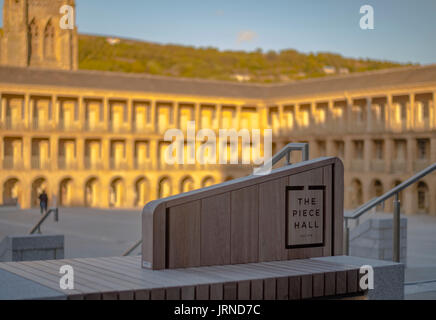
110 178 124 208
350 178 363 208
3 178 21 206
202 176 215 188
417 181 429 214
59 178 73 207
180 176 194 193
135 177 150 207
31 177 47 207
85 178 99 207
43 19 55 59
28 19 39 62
158 177 172 199
371 179 384 211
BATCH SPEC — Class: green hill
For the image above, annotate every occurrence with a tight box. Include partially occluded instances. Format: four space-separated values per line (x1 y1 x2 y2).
79 34 408 83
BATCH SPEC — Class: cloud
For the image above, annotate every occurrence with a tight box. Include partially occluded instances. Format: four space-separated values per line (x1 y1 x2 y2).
237 30 258 44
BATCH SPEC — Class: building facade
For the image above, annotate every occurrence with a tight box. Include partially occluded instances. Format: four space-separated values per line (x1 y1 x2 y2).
0 1 435 215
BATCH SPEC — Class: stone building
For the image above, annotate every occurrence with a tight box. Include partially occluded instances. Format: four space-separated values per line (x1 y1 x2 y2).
0 0 78 70
0 1 435 214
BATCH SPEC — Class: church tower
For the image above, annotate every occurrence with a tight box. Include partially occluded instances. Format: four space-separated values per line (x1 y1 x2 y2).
0 0 78 70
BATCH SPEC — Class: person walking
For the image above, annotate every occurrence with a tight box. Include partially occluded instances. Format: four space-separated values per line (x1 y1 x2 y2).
39 190 48 214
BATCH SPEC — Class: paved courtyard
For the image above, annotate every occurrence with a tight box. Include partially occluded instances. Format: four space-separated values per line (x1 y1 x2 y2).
0 206 435 298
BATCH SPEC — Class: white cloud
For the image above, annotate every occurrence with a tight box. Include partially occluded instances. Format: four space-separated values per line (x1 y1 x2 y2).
237 30 258 44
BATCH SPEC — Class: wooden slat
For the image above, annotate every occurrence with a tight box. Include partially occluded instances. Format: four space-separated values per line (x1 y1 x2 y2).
181 286 195 300
288 276 301 300
237 280 250 300
166 287 181 300
231 185 259 264
167 201 201 268
250 279 263 300
258 177 288 261
200 193 231 266
210 283 223 300
196 284 210 300
223 282 237 299
276 277 289 300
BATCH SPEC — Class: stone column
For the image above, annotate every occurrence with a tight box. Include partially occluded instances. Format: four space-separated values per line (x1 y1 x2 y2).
50 135 58 171
409 93 415 131
24 93 30 129
78 96 85 130
363 137 372 172
386 94 392 131
102 138 110 171
173 101 178 130
151 100 157 133
366 97 372 132
127 98 133 132
103 97 109 131
23 135 31 170
385 137 393 174
343 137 353 172
126 138 134 170
76 138 84 170
406 136 415 174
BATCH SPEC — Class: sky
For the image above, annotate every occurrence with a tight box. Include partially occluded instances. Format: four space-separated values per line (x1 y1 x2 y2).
1 0 435 64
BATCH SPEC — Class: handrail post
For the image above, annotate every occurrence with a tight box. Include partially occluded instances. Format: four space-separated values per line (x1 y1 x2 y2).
344 218 350 255
393 193 401 262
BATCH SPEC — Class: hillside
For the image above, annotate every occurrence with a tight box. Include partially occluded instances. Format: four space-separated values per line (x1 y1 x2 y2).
77 34 409 83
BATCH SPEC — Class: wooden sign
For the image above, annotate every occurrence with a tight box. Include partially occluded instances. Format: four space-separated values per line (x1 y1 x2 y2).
286 186 324 248
142 157 344 270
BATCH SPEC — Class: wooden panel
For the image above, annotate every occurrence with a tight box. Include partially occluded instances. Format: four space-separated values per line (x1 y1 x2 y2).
333 159 344 255
258 177 288 261
200 193 231 266
312 273 324 297
322 165 333 256
347 269 358 293
167 201 201 268
135 289 150 300
223 282 237 299
276 277 289 300
336 271 347 295
250 279 263 300
166 287 181 300
181 286 195 300
119 291 134 300
324 272 336 296
263 278 276 300
151 288 165 300
237 280 250 300
102 292 118 300
196 285 210 300
142 203 166 269
301 275 313 299
288 276 301 300
231 185 259 264
210 283 223 300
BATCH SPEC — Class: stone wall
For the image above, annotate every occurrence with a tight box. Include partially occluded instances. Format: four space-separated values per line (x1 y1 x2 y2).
349 214 407 264
0 234 64 262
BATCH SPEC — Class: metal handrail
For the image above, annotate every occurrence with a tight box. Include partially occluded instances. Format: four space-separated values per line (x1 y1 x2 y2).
29 207 59 235
122 239 142 256
253 142 309 175
122 143 310 256
346 162 436 220
344 162 436 262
